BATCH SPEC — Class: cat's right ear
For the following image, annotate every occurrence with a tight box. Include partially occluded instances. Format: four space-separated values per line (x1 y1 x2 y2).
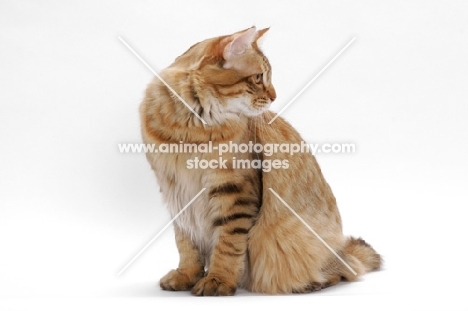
255 27 270 41
222 27 257 69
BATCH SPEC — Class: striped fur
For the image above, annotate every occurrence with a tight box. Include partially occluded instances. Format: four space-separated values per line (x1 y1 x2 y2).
140 27 381 296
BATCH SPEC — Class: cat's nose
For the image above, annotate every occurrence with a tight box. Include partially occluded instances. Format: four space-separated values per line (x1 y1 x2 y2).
267 86 276 102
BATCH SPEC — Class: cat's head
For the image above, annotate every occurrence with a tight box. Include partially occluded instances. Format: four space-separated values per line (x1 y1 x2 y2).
170 27 276 120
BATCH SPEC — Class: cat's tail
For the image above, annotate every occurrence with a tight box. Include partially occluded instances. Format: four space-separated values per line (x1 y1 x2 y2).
339 236 382 281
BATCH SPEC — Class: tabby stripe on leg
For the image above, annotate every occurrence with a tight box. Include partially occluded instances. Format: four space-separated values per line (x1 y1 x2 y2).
218 249 246 257
213 213 254 227
234 197 259 207
220 239 243 253
228 227 250 235
209 183 243 197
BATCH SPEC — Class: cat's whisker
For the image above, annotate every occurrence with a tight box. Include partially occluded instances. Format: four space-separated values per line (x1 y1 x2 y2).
259 113 273 142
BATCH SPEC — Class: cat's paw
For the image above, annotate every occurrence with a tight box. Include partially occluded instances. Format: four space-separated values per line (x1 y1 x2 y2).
292 282 323 293
191 275 237 296
160 268 203 291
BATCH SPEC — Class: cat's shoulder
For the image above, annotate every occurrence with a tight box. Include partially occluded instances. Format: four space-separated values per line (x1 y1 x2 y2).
253 111 304 144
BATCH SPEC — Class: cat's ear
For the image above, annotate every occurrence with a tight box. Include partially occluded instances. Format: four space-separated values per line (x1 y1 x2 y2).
227 26 257 55
255 27 270 41
222 27 257 68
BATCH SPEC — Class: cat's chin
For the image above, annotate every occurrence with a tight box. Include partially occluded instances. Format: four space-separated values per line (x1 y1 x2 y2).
224 97 271 118
242 104 271 117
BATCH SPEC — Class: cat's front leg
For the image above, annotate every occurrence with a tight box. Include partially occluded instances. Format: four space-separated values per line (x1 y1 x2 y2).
191 186 258 296
191 232 250 296
160 225 205 291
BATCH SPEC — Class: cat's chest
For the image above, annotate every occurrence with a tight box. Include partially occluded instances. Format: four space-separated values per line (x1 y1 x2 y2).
149 151 217 254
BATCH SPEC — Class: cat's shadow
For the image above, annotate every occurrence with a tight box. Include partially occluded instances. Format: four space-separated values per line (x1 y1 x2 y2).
109 281 353 298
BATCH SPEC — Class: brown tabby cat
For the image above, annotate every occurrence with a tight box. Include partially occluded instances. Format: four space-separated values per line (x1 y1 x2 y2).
139 27 381 295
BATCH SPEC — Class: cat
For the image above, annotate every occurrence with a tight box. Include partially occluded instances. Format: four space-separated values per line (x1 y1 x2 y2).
139 26 381 295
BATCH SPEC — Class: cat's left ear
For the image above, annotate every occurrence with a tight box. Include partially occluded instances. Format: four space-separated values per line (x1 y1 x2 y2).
222 26 268 69
223 26 257 60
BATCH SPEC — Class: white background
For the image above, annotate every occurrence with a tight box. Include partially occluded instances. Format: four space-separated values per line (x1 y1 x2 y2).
1 1 468 310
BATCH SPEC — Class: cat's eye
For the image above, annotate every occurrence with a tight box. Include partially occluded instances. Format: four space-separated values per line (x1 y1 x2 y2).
254 73 263 84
